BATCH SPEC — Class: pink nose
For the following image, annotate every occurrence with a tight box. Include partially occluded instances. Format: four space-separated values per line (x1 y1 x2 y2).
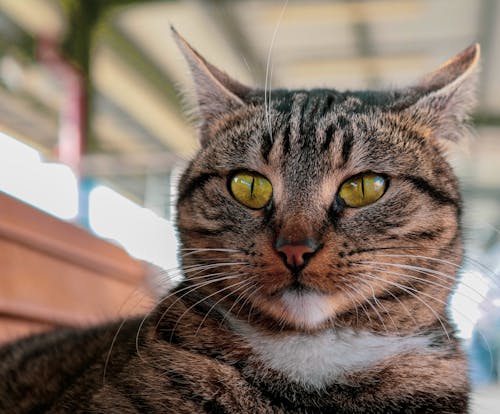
275 239 319 270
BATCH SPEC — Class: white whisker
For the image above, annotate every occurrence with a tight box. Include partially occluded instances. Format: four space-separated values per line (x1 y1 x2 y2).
264 0 289 139
354 273 451 341
194 279 254 337
171 277 250 341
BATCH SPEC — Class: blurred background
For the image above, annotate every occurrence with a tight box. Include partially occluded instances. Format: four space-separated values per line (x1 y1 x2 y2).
0 0 499 410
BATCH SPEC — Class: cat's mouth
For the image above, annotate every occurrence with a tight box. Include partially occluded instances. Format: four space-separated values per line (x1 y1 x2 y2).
269 279 312 297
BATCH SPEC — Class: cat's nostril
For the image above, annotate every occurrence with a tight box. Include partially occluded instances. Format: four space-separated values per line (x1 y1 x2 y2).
275 238 319 270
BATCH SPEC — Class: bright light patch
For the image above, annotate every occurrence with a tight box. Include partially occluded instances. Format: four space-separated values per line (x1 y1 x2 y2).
451 269 491 339
0 132 78 219
89 185 179 277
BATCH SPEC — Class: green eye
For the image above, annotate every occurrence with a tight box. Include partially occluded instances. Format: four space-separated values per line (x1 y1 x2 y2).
230 172 272 209
339 173 387 208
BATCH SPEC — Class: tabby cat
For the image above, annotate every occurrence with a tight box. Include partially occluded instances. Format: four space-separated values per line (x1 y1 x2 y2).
0 29 480 413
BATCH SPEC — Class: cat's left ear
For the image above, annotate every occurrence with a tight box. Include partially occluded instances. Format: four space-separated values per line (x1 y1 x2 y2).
398 43 480 142
172 27 252 145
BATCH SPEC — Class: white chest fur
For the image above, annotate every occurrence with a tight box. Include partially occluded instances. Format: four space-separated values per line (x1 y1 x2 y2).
232 322 435 390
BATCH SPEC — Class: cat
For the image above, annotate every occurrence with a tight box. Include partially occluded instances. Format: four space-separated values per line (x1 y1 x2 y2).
0 28 479 413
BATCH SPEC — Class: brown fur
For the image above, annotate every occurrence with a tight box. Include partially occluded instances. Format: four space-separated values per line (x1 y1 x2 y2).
0 33 479 413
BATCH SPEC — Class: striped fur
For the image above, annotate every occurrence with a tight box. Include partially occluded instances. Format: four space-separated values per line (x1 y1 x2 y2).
0 35 479 413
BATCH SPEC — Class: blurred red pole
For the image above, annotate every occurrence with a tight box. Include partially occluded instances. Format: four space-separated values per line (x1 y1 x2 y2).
37 37 86 176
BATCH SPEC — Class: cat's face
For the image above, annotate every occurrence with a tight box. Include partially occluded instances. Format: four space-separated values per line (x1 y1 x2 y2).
174 30 478 333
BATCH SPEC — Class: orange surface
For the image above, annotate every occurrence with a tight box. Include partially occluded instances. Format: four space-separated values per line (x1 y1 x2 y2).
0 192 155 344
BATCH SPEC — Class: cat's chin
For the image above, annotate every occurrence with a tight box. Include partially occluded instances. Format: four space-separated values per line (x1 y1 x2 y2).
277 289 336 330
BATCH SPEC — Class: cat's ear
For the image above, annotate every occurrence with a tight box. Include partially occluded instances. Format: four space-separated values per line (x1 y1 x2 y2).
172 27 252 144
399 43 480 142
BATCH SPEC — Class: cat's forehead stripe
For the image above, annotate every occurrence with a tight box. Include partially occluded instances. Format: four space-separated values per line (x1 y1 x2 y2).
271 91 364 172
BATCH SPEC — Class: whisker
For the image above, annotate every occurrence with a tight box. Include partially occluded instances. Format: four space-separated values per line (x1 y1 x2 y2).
153 272 246 332
351 279 387 333
134 272 245 362
372 251 499 282
366 264 490 306
103 318 130 383
346 245 498 283
340 280 374 327
367 267 497 344
170 277 250 341
193 279 254 337
336 285 361 326
153 260 249 281
103 284 153 383
233 285 262 323
353 273 451 341
369 285 399 333
361 258 498 297
264 0 289 139
180 248 241 258
219 282 258 328
154 267 248 290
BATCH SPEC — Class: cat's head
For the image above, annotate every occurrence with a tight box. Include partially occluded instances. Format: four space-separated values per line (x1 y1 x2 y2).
173 28 479 334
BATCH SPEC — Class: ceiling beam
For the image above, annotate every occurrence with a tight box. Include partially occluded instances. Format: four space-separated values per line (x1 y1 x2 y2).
476 0 498 105
199 0 267 86
0 10 35 58
101 20 185 116
473 112 500 127
344 0 380 88
81 151 183 177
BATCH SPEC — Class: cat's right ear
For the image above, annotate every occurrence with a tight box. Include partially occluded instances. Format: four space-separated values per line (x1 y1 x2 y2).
172 27 252 146
397 44 480 143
